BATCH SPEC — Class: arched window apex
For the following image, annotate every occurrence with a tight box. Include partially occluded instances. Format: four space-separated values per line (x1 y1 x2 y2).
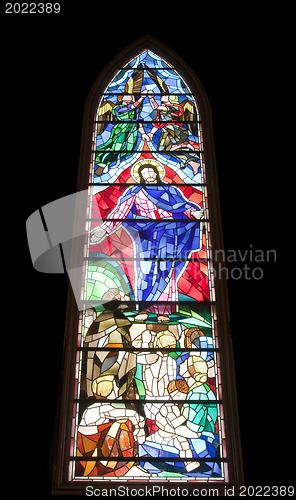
85 36 211 122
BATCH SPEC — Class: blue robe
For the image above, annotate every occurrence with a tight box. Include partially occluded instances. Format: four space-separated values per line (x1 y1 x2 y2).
117 184 202 303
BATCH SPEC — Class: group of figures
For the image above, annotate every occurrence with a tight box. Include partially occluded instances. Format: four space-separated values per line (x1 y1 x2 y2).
76 305 220 479
93 61 201 180
73 50 223 480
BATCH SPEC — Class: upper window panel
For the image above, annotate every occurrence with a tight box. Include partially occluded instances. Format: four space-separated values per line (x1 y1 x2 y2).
92 50 203 185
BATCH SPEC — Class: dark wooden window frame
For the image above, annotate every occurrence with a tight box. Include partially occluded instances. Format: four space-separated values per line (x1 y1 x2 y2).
52 35 244 495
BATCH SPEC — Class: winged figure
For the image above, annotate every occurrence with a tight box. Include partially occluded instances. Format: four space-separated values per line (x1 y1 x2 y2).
94 64 145 176
143 66 200 174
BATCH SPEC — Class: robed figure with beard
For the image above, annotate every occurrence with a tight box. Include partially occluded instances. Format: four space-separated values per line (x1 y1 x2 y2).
91 163 204 308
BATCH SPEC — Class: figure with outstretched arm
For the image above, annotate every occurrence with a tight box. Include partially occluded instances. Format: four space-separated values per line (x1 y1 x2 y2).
140 92 201 174
91 164 204 304
95 92 148 175
94 64 147 175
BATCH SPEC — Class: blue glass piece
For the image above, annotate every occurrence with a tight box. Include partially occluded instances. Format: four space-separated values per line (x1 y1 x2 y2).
139 461 160 473
213 462 222 475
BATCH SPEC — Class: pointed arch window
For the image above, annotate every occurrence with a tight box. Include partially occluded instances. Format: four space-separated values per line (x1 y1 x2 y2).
52 37 243 493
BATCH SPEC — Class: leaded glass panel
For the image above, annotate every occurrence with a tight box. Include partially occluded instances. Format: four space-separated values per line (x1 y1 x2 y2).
68 50 229 483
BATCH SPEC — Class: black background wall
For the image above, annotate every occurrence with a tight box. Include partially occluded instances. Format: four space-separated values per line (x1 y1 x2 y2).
1 3 290 496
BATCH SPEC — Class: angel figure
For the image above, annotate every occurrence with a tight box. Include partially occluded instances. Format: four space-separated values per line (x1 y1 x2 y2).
142 66 201 174
94 64 147 176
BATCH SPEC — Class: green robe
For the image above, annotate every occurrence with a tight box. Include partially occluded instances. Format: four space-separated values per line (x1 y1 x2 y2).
182 382 217 434
95 105 139 175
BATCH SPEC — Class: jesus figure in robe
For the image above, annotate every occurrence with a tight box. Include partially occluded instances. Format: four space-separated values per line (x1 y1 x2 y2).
90 164 204 310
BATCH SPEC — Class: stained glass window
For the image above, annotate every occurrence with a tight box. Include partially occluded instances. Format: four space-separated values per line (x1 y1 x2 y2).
52 40 243 493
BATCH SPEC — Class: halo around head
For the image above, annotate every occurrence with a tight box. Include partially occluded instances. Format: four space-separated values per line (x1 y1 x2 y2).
131 158 166 183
